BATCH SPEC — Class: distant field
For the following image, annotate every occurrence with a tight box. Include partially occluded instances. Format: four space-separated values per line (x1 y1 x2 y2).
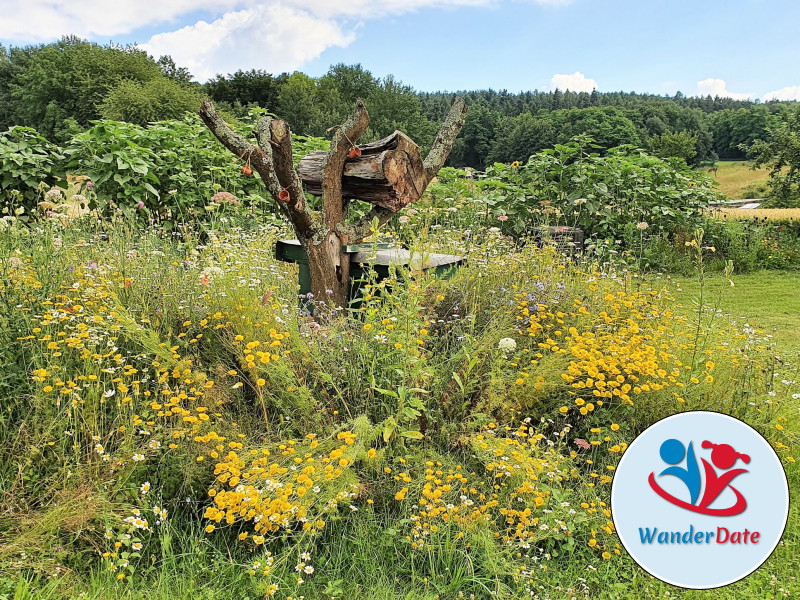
703 160 771 199
668 271 800 355
713 207 800 221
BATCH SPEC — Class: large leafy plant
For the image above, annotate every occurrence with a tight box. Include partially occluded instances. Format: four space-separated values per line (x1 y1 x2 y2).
63 120 161 218
0 126 64 211
62 115 279 223
477 136 718 238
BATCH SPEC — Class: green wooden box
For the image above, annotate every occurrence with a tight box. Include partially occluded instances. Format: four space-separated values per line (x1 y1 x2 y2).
275 239 465 308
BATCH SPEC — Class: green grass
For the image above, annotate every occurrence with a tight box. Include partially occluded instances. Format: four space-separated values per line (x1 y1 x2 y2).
704 160 771 199
668 270 800 354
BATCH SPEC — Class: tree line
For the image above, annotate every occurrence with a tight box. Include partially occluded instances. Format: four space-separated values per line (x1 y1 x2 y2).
1 37 798 169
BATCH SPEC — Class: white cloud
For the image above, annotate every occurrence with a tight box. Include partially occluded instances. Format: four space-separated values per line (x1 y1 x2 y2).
550 72 597 93
0 0 242 41
696 78 752 101
141 5 356 81
763 85 800 102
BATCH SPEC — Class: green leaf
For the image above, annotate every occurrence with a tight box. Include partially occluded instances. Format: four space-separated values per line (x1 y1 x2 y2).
400 430 424 440
383 417 396 443
452 372 464 393
373 387 398 399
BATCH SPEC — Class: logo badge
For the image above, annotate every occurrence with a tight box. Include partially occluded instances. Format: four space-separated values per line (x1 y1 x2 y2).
611 411 789 589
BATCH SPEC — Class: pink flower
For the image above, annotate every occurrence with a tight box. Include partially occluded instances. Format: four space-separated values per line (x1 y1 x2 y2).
136 201 145 209
497 215 509 222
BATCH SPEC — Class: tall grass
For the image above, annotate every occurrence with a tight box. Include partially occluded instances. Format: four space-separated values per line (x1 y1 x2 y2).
0 217 797 599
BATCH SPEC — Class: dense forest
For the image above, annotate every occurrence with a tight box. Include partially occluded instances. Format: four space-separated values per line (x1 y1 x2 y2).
1 36 797 169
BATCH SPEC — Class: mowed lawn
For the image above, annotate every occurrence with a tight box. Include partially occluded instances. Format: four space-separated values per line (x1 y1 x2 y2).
666 270 800 354
704 160 771 199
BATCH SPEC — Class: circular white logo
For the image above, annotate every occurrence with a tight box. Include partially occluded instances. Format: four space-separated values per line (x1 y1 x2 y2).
611 411 789 589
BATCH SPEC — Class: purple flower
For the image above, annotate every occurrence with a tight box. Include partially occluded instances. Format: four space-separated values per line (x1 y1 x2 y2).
86 181 94 190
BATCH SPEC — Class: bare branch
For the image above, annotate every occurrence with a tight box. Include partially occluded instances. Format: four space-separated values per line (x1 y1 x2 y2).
253 116 284 200
258 117 316 237
322 99 370 231
423 96 469 184
200 97 316 238
200 97 273 184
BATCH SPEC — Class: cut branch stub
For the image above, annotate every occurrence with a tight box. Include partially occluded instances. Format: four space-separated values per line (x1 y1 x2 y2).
297 131 426 212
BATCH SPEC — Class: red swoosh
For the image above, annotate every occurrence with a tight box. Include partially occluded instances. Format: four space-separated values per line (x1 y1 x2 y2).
648 472 747 516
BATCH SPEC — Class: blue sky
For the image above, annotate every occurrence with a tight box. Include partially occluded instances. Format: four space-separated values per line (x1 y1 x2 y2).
1 0 798 100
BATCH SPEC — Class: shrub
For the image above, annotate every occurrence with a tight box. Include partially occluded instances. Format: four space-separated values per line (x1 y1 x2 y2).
0 126 64 215
100 78 204 126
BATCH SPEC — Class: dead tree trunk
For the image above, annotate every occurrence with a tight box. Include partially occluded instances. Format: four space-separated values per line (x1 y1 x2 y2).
199 96 468 313
297 131 426 211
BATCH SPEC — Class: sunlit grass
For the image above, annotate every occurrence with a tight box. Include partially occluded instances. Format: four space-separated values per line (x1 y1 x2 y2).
706 160 772 199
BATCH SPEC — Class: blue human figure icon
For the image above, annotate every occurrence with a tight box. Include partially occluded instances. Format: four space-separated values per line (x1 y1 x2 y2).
658 439 701 505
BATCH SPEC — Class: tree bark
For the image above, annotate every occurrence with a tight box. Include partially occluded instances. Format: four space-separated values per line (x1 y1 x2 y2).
313 99 370 309
297 131 426 211
423 96 469 184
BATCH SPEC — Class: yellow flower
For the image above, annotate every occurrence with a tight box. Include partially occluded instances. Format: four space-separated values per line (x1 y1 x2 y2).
395 487 408 501
367 448 377 458
256 378 266 387
559 406 568 413
205 524 215 533
610 423 620 431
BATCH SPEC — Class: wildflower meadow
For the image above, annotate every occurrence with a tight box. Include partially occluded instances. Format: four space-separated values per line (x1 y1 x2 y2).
1 167 798 599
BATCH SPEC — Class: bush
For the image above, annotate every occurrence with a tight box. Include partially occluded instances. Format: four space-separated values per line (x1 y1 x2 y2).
426 137 718 241
0 126 64 215
100 78 204 126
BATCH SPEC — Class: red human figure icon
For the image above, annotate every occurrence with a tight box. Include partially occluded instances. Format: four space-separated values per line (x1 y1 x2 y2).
698 441 750 511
